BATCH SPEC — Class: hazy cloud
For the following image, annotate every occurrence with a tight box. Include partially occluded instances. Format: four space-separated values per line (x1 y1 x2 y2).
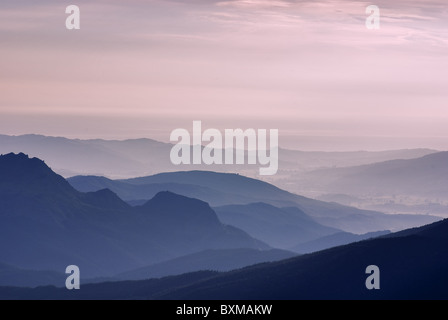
0 0 447 150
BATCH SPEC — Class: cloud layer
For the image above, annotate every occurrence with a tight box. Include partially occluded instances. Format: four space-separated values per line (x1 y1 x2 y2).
0 0 447 149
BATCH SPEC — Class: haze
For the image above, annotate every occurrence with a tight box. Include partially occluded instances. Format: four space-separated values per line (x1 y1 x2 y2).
0 0 447 150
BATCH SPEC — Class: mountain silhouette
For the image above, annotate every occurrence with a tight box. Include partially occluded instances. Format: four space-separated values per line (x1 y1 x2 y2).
117 248 297 281
155 217 448 300
69 171 440 233
0 153 267 281
69 175 240 207
303 151 448 200
291 230 391 254
0 134 173 178
3 217 448 300
141 191 221 227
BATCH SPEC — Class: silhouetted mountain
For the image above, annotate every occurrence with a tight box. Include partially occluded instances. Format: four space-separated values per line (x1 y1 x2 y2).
0 134 173 178
278 148 437 195
0 153 267 281
279 148 436 170
0 152 75 197
69 171 440 233
1 134 434 181
82 188 131 211
117 248 297 281
291 230 391 254
0 271 220 300
2 133 439 218
4 218 448 300
142 191 221 227
123 171 301 206
214 203 340 249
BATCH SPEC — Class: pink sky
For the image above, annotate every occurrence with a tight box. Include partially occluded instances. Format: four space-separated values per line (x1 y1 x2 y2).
0 0 447 150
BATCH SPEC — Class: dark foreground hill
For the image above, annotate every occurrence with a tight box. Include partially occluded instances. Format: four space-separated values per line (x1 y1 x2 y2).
117 248 297 281
2 218 448 300
214 203 340 249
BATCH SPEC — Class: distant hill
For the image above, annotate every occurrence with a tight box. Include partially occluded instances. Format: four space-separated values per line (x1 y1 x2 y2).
69 171 440 233
117 248 297 281
291 230 391 254
214 203 340 249
156 218 448 300
4 218 448 300
0 134 436 187
0 263 65 288
303 151 448 200
0 153 266 281
0 271 221 300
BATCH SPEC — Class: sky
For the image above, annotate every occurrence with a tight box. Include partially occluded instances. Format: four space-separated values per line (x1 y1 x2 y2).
0 0 447 151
